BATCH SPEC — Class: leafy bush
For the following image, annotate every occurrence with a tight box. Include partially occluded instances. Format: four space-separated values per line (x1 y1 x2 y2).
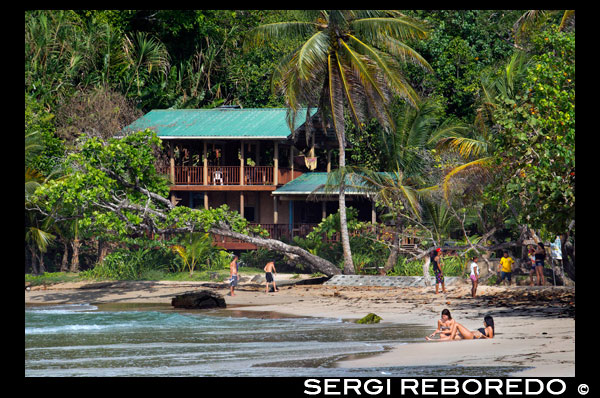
80 247 172 280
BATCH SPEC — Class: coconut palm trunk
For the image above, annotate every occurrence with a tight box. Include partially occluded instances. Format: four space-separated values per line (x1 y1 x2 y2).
336 142 354 274
245 10 432 274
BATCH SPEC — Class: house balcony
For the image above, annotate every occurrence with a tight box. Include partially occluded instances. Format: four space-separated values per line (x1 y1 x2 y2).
157 165 302 190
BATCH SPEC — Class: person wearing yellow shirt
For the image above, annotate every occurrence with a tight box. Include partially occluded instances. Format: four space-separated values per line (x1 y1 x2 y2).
497 251 514 286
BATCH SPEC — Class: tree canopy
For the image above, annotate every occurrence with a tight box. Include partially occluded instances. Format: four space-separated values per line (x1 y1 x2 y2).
25 10 575 280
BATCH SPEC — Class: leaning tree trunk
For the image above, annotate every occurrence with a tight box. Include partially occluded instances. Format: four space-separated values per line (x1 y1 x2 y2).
209 225 341 277
70 238 81 273
29 246 39 275
60 240 69 272
383 215 402 274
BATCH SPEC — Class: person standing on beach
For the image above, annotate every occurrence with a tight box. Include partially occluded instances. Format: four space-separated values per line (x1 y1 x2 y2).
264 261 279 293
534 243 546 286
528 246 537 286
229 255 239 296
497 251 514 286
469 256 479 297
431 248 446 294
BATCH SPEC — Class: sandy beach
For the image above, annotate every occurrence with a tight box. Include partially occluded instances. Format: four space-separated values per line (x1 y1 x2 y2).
25 274 575 377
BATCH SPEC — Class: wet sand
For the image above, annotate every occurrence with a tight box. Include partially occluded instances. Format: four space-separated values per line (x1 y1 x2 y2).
25 275 575 377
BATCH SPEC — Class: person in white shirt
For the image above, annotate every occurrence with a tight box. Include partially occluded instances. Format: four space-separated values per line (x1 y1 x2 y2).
469 256 479 298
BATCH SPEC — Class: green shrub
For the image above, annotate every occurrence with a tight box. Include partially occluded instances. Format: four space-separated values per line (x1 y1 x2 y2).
80 247 173 280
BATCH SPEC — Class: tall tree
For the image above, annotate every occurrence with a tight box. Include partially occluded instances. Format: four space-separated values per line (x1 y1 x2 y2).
245 10 431 273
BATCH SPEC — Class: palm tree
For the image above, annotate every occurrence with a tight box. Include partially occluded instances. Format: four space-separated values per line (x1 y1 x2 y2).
245 10 431 274
122 31 170 97
359 169 421 273
436 51 531 203
172 233 214 276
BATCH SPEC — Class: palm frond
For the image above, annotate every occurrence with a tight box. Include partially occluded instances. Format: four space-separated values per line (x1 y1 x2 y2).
327 53 346 144
558 10 575 32
297 31 329 80
243 21 317 51
338 41 395 131
26 226 56 253
346 34 420 107
441 157 493 203
437 136 488 159
351 16 429 43
381 36 433 72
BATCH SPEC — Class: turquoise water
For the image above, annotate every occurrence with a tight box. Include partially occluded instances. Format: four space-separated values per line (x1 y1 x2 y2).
25 304 525 377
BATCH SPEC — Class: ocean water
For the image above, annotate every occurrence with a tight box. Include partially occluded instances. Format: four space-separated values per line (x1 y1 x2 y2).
25 304 524 377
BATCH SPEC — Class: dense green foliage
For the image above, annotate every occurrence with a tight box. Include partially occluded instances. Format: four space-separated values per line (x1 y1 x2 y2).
25 10 574 280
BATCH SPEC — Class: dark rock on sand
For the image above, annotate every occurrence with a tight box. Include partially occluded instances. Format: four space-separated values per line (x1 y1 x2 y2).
171 290 226 309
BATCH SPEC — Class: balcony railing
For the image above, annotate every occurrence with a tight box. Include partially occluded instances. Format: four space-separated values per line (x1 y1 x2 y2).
158 165 302 186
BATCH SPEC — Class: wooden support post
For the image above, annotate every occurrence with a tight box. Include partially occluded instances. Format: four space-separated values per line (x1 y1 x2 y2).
322 201 327 220
274 141 279 185
371 198 376 224
273 196 279 224
240 141 245 186
327 150 332 173
204 192 208 210
240 192 245 218
203 141 208 186
169 144 175 184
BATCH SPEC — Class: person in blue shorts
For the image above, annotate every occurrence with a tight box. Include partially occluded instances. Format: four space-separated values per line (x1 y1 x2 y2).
229 255 239 296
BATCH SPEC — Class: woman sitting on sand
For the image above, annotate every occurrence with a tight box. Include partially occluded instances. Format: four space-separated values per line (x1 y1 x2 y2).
426 309 455 340
427 315 494 341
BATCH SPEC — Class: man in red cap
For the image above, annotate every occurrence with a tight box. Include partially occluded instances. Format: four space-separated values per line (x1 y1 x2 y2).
430 248 446 294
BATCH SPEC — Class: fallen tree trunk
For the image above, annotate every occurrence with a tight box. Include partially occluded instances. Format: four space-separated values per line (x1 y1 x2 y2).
209 224 341 277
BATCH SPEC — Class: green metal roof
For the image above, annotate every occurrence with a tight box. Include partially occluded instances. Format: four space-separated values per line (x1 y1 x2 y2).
273 172 375 196
123 107 317 139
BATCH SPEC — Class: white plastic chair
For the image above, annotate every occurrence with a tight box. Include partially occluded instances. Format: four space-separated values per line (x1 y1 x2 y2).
213 170 223 185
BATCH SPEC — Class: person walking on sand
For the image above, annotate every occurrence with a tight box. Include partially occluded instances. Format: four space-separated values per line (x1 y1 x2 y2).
469 256 480 297
229 255 239 296
264 261 278 293
497 251 514 286
431 248 446 294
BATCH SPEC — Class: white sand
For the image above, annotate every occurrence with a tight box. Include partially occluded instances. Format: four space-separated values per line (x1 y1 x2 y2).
25 276 575 377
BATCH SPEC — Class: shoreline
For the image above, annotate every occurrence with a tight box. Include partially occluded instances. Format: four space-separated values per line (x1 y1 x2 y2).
25 276 575 377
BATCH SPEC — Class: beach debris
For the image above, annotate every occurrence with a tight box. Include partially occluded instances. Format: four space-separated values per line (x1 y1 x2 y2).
356 313 382 324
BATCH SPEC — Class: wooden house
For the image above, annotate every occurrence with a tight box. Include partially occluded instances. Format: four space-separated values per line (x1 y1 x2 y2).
124 106 379 249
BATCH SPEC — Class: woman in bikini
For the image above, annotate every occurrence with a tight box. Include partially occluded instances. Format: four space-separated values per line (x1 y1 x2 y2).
448 315 495 340
425 309 455 340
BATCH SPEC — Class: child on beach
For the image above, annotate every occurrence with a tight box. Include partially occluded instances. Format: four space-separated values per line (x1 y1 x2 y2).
497 251 514 286
264 261 278 293
469 257 479 298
